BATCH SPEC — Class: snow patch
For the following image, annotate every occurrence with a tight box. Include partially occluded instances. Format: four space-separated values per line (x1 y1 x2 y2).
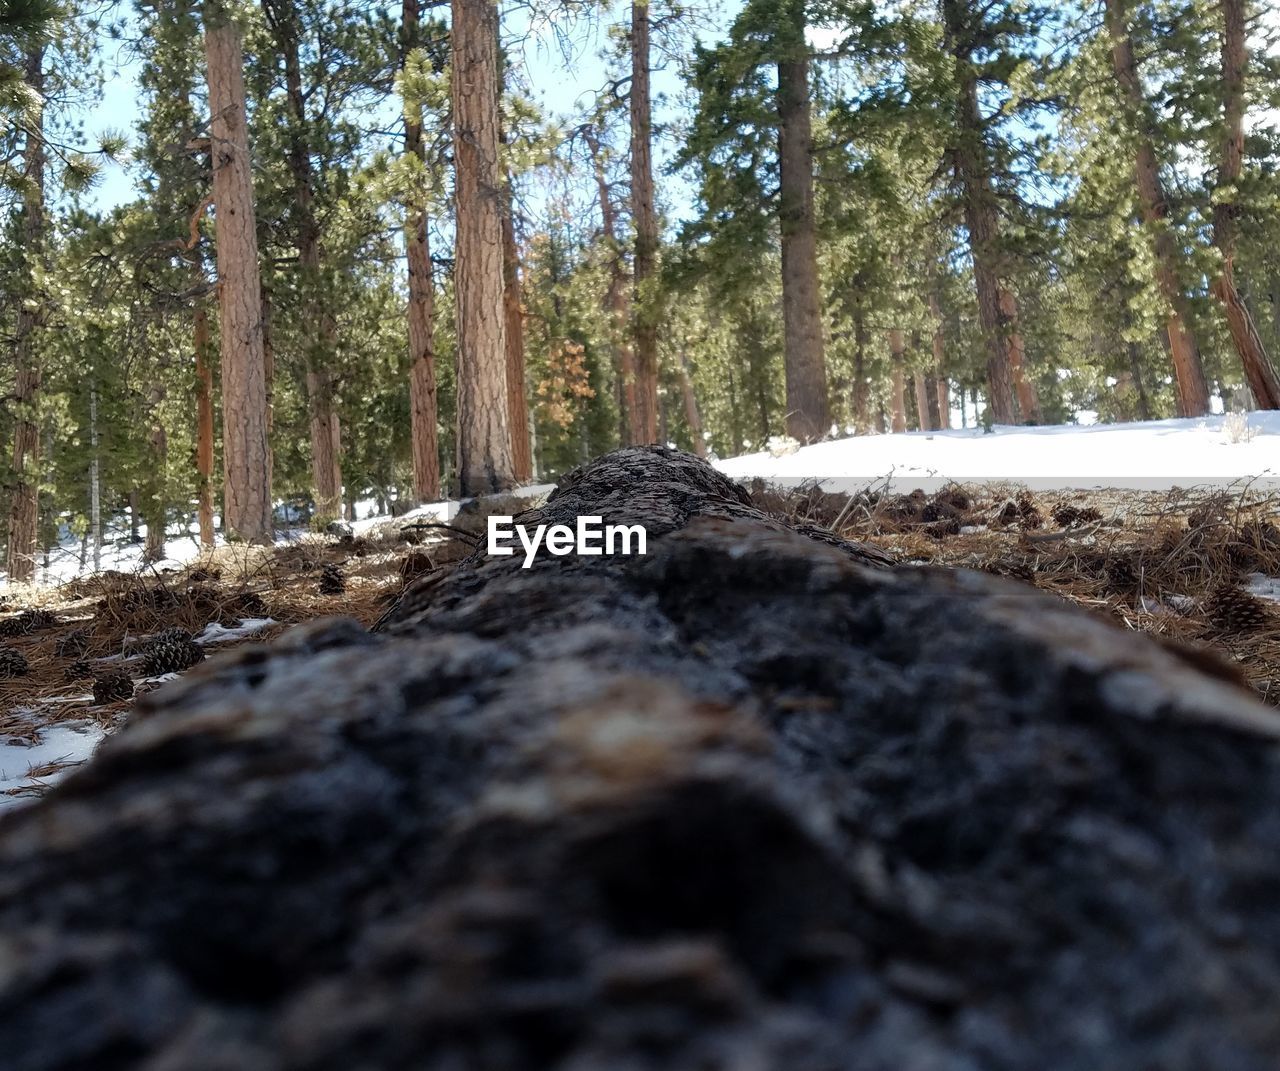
717 412 1280 492
194 617 277 645
1246 574 1280 605
0 721 107 810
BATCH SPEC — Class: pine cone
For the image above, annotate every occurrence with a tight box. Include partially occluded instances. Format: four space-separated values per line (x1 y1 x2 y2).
55 628 90 659
1103 556 1139 594
319 564 346 596
0 609 57 637
141 638 206 676
65 659 93 681
92 672 135 705
0 646 29 678
1206 585 1276 633
1052 504 1081 528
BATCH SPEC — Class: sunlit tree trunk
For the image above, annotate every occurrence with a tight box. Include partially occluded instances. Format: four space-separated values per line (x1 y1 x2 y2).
204 3 273 541
5 45 45 581
451 0 514 494
999 287 1041 422
1103 0 1210 417
1211 0 1280 409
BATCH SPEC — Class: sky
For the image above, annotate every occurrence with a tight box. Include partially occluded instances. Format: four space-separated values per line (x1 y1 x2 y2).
80 0 739 222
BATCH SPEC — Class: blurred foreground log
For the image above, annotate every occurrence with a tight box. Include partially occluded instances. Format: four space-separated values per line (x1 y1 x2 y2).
2 446 1280 1070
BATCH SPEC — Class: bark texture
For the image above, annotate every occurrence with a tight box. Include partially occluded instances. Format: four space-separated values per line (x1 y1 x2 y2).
776 1 829 442
3 446 1280 1070
451 0 514 495
1211 0 1280 409
401 0 441 502
204 6 273 541
1103 0 1210 417
998 287 1041 423
629 0 660 443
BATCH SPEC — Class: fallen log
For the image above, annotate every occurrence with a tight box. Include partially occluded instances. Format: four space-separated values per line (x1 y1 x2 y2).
1 445 1279 1070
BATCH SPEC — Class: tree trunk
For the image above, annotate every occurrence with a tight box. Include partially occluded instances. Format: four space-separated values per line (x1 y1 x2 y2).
204 5 273 541
1210 0 1280 409
630 0 660 443
89 382 101 573
852 305 870 434
998 287 1041 422
913 373 932 432
776 1 829 442
191 258 217 546
928 292 950 428
1103 0 1211 417
941 0 1017 424
501 180 533 480
264 0 343 516
451 0 514 495
5 45 45 582
587 129 638 444
676 345 707 457
144 383 168 564
401 0 441 502
889 328 908 433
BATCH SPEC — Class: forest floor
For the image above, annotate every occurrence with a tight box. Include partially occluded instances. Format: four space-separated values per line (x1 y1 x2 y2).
0 477 1277 810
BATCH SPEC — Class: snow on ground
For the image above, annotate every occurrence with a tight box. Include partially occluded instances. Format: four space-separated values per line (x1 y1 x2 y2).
1248 574 1280 605
717 412 1280 492
194 618 277 645
350 482 556 536
0 720 106 810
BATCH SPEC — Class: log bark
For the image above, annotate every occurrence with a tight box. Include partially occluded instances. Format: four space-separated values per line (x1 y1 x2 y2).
1211 0 1280 409
629 0 660 443
451 0 514 495
3 447 1280 1068
5 45 45 582
1103 0 1211 417
204 4 273 541
776 0 829 441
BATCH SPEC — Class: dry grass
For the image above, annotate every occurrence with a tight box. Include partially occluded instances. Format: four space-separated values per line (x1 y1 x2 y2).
750 480 1280 706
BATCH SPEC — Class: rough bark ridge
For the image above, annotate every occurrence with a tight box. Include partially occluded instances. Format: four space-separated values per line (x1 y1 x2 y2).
3 446 1280 1070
